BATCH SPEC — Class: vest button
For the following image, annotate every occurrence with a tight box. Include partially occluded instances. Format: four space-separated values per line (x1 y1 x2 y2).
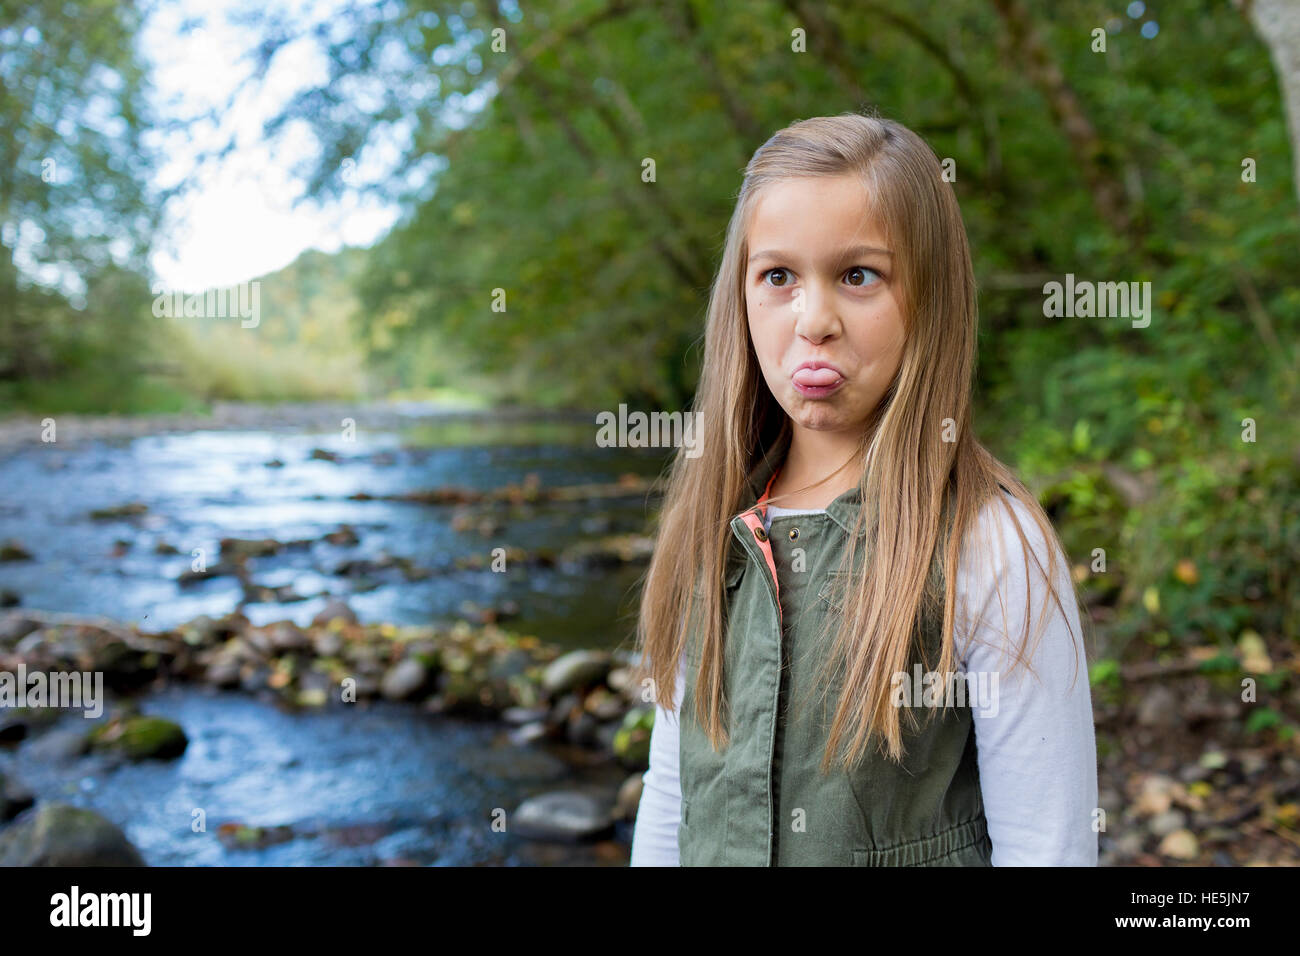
754 526 768 542
788 527 799 541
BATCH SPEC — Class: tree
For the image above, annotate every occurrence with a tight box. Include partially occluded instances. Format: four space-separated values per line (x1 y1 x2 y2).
1238 0 1300 209
0 0 161 403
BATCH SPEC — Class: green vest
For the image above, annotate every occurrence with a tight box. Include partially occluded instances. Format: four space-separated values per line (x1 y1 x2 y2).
679 436 993 866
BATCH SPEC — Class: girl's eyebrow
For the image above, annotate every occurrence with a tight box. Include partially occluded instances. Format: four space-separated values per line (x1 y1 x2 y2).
747 244 893 263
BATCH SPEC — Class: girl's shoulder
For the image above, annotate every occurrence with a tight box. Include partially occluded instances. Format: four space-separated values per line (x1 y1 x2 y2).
955 487 1070 603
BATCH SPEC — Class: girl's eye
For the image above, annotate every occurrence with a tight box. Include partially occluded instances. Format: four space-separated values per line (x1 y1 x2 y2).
759 266 881 288
844 266 881 287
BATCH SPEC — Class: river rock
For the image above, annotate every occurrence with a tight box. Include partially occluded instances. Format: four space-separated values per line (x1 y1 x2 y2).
311 628 344 657
178 561 244 585
349 674 382 699
512 791 615 842
26 726 92 762
502 706 549 726
89 635 163 690
323 525 360 546
220 536 283 559
542 650 611 695
266 622 311 652
0 803 145 866
0 539 33 561
583 686 627 721
312 599 359 628
88 503 148 521
204 654 242 688
507 721 548 746
432 671 497 716
566 709 599 747
0 713 28 744
381 659 429 700
548 692 580 727
0 771 35 821
0 613 42 646
87 715 188 761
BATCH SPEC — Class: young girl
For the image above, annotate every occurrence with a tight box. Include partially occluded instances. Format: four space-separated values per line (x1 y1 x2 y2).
629 112 1097 866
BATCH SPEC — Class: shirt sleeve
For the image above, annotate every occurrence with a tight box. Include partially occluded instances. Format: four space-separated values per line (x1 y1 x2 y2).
629 652 686 866
954 492 1099 866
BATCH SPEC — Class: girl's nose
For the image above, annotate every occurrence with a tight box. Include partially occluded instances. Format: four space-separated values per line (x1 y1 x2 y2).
793 286 841 343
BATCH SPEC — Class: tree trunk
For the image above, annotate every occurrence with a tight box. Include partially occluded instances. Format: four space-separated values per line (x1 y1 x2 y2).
1237 0 1300 209
990 0 1135 239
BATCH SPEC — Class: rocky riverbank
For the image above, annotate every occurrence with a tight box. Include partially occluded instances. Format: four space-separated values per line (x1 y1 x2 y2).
0 400 581 449
0 603 654 864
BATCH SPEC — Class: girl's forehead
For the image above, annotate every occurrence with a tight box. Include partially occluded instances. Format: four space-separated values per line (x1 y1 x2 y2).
745 177 891 254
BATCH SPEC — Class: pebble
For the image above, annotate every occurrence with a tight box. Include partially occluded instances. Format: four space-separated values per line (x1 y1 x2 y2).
1136 685 1180 727
1149 809 1188 837
380 659 429 701
1157 829 1200 860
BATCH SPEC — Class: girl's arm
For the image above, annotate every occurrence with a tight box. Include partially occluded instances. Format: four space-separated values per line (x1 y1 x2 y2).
955 493 1100 866
629 653 686 866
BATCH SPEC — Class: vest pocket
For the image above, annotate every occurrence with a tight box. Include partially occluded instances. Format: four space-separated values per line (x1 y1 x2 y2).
850 816 991 866
816 571 851 614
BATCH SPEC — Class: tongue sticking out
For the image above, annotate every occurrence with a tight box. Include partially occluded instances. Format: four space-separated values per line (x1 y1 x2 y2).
793 367 842 388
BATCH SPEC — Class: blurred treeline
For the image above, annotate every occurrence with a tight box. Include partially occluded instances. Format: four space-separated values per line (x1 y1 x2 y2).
1 1 1298 681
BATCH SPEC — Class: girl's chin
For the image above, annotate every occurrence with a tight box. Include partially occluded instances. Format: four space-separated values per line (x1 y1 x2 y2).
783 394 861 433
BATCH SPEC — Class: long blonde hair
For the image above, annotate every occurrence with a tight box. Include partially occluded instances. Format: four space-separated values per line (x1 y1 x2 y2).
633 111 1086 772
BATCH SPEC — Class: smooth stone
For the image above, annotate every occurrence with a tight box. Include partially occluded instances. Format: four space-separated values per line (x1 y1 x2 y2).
541 650 611 696
507 722 548 746
512 791 614 843
0 803 145 866
501 706 549 726
381 659 429 701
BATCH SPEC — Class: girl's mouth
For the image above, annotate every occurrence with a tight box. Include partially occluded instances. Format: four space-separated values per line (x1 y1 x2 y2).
791 362 845 398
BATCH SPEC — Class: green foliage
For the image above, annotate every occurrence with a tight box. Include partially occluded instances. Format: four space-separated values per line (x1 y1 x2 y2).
0 0 163 410
164 249 371 403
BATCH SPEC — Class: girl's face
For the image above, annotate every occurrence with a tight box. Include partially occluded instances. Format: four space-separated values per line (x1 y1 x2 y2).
745 174 907 438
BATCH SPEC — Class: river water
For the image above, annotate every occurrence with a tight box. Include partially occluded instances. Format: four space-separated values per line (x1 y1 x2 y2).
0 405 669 865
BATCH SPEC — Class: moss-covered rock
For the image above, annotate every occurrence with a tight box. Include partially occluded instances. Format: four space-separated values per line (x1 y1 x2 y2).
612 706 655 770
87 715 188 761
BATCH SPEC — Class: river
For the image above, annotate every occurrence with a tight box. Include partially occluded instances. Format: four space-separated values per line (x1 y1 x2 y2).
0 402 669 865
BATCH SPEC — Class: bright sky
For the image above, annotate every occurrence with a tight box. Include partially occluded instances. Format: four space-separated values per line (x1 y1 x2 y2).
142 0 401 292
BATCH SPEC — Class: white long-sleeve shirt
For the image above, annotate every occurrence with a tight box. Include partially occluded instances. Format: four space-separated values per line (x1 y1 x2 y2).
630 492 1098 866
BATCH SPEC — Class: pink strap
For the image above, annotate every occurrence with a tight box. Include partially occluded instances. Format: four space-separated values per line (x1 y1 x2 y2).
738 468 782 620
